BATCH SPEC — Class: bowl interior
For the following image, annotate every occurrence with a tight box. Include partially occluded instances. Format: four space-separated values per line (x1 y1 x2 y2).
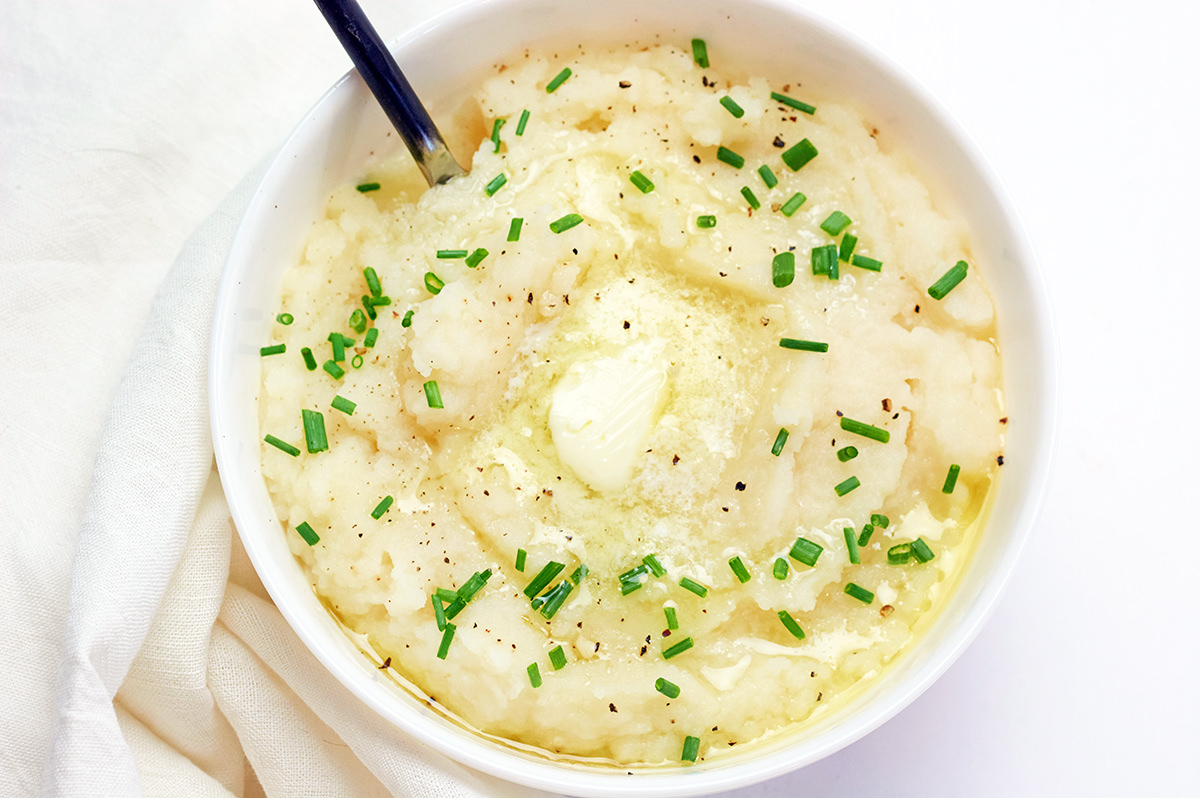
210 0 1054 795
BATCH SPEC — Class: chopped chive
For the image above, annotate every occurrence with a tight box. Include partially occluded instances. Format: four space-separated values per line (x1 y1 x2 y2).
371 495 393 519
301 409 327 453
436 623 455 659
820 211 852 236
330 395 356 415
364 327 379 348
295 521 320 546
679 577 708 598
264 434 301 457
691 38 709 69
845 582 874 604
840 416 890 443
662 637 694 659
436 249 468 259
549 644 567 670
546 67 572 93
728 556 751 584
260 343 286 357
432 594 448 631
664 605 679 630
423 379 443 409
839 233 858 262
837 446 859 462
770 91 816 115
361 295 377 321
301 347 317 371
434 587 459 603
871 513 890 528
942 464 962 494
779 337 829 353
524 561 566 598
348 309 367 334
536 579 573 619
789 537 823 567
464 248 489 269
844 527 861 564
442 596 466 621
570 563 588 584
682 735 701 763
527 662 542 687
458 569 492 602
643 554 666 577
490 118 505 152
772 251 795 287
322 360 345 380
328 332 352 361
363 267 382 297
401 309 415 328
696 214 717 228
515 549 527 572
484 173 507 196
781 138 818 171
619 563 649 595
834 476 861 496
276 312 294 325
424 272 445 295
628 169 656 194
780 191 807 216
655 677 681 699
549 213 584 233
719 95 744 118
356 182 381 193
772 557 789 580
716 146 745 169
887 543 913 565
911 537 935 563
516 109 530 136
365 292 391 306
852 254 883 272
857 523 875 547
777 610 806 640
740 186 761 209
507 217 523 242
811 243 839 278
771 427 790 456
757 164 778 188
929 260 969 300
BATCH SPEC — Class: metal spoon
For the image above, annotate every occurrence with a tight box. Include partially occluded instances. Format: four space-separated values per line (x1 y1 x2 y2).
313 0 466 186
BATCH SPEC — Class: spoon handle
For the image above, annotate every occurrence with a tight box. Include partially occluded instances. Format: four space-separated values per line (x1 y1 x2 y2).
313 0 466 186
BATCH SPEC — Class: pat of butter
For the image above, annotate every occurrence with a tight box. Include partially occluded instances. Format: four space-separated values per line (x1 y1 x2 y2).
548 352 668 492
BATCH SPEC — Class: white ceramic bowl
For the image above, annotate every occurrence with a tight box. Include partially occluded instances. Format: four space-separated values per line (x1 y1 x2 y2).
210 0 1056 794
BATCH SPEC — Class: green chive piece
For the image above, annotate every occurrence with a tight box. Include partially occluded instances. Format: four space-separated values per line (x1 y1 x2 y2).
423 272 445 295
264 434 300 457
570 563 588 584
655 677 681 699
839 233 858 262
643 554 666 577
546 67 572 93
929 260 969 300
464 248 489 269
772 251 795 287
329 332 352 361
834 476 861 496
837 446 859 462
301 409 328 453
691 38 709 69
401 309 415 328
664 605 679 630
757 164 778 188
943 464 962 494
844 527 861 564
779 337 829 353
811 243 839 278
458 569 492 603
728 556 751 584
423 380 443 409
536 579 574 619
442 596 466 621
679 577 708 598
624 169 653 194
348 309 367 334
516 109 530 136
356 182 381 193
820 211 852 236
363 267 382 297
911 537 935 563
771 427 790 456
507 217 523 242
663 637 694 659
780 192 807 216
619 564 649 595
295 521 320 546
777 610 806 640
857 523 875 547
490 118 505 152
330 395 356 415
852 254 883 272
527 662 542 687
871 513 890 529
515 549 527 572
371 495 393 519
719 95 744 118
549 644 567 670
696 214 717 228
781 138 818 171
276 312 294 325
845 582 874 604
773 557 789 580
888 543 913 565
789 537 823 567
364 327 379 348
434 587 458 603
436 623 455 659
740 186 761 209
361 294 377 321
840 416 890 443
301 347 317 371
260 344 286 357
770 91 816 115
524 561 566 598
322 360 345 380
436 249 468 259
717 146 745 169
431 594 448 631
682 735 701 763
484 173 507 196
549 213 584 233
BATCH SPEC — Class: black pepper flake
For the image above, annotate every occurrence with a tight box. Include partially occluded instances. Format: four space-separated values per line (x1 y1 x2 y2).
1000 417 1009 424
672 454 680 465
773 136 786 148
639 645 647 656
623 320 631 329
619 80 631 88
609 703 618 713
997 455 1005 466
882 398 892 412
735 481 746 491
693 154 701 163
914 304 921 313
892 413 899 419
379 657 391 669
527 292 534 304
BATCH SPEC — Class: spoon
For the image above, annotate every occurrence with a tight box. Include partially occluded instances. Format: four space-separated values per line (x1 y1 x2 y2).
313 0 466 186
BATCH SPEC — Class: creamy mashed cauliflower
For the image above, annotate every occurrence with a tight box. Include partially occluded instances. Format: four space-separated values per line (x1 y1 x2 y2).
259 41 1005 765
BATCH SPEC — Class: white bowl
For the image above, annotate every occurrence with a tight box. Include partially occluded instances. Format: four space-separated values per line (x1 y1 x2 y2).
210 0 1056 794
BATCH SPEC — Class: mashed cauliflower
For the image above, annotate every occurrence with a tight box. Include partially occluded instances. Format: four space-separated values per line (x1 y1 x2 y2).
259 40 1005 765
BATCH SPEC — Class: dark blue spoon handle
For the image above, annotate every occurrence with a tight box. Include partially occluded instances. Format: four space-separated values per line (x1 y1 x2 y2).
313 0 466 185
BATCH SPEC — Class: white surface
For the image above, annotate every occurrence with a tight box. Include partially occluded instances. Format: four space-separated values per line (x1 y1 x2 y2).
2 0 1197 796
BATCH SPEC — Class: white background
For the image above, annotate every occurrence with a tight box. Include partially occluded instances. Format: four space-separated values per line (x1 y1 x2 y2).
3 0 1197 795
